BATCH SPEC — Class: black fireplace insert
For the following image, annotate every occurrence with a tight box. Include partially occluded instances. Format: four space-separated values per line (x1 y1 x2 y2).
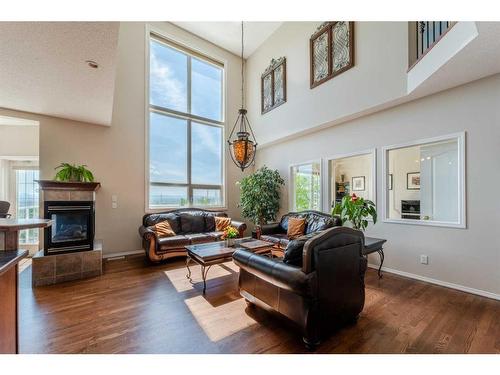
44 201 95 255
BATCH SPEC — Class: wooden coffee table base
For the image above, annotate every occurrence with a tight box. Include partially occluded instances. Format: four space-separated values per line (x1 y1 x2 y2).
185 239 274 294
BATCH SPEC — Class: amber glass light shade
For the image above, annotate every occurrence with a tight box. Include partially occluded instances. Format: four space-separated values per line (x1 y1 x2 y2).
232 138 255 165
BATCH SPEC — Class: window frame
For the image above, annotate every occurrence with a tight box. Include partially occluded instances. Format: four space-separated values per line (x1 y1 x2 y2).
145 27 227 212
381 132 466 229
323 149 377 214
289 159 324 212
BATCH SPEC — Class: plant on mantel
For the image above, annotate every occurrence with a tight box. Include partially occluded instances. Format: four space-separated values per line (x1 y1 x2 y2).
238 166 285 227
53 163 95 183
332 193 377 231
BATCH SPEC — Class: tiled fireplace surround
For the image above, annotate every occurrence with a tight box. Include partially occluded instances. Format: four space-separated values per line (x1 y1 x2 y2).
32 182 102 287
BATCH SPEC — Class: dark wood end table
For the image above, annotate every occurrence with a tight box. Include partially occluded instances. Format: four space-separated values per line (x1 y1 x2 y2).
363 237 387 278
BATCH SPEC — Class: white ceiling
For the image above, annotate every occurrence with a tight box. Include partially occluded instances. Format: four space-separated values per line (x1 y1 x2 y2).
0 22 119 126
173 22 282 58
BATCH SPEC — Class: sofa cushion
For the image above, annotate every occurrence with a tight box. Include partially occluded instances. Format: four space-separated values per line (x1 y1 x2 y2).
207 231 225 240
179 213 205 234
261 233 288 246
283 238 308 267
305 215 334 235
287 217 306 239
185 233 214 244
158 235 190 250
215 216 232 231
151 220 176 237
145 213 181 233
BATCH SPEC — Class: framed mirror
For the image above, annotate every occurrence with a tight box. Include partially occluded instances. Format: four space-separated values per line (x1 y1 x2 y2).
382 132 466 228
325 150 376 212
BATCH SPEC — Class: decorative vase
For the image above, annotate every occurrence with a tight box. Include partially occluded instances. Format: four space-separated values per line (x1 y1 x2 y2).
226 238 236 247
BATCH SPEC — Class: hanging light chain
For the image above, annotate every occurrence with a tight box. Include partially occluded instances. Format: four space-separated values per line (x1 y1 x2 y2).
241 21 245 110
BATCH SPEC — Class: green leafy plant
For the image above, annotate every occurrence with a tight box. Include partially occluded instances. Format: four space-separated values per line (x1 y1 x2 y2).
221 226 239 239
238 166 285 226
54 163 95 182
332 193 377 231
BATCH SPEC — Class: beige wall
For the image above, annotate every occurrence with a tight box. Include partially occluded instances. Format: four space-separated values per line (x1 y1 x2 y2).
255 74 500 297
0 124 39 157
1 22 247 256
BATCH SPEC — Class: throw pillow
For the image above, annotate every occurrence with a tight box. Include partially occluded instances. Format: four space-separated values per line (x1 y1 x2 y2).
215 216 232 231
152 220 176 237
287 217 306 239
283 237 308 267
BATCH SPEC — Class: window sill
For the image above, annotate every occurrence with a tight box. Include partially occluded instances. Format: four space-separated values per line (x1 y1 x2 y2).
383 218 466 229
146 206 228 214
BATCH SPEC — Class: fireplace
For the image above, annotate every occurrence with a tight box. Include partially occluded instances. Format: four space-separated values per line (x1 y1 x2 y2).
44 201 95 255
37 180 100 256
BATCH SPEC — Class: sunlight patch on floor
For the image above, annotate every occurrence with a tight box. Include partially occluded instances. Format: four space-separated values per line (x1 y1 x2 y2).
164 263 232 293
184 295 256 342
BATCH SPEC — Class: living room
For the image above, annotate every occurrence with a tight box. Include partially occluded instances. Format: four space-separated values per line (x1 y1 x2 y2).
0 0 499 372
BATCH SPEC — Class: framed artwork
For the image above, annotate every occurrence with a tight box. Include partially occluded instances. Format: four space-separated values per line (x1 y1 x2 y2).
407 172 420 190
310 21 354 89
388 174 393 190
352 176 365 191
261 57 287 114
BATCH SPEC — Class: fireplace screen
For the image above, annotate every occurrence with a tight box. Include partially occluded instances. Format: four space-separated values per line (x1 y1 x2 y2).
44 201 94 255
51 212 89 243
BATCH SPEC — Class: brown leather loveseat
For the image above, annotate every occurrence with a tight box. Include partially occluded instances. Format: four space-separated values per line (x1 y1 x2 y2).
260 210 342 249
139 208 247 262
233 227 367 349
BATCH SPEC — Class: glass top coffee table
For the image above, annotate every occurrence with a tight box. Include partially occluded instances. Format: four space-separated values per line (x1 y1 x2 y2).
185 237 274 294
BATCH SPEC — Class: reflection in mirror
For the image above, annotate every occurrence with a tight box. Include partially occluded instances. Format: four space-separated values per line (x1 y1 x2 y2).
290 162 321 211
329 152 375 208
386 134 464 226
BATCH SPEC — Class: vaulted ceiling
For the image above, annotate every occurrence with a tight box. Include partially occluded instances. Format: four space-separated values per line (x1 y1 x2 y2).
0 22 119 125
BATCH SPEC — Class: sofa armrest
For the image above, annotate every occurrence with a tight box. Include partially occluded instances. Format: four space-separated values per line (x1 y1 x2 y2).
233 249 314 297
260 222 282 235
230 220 247 238
139 225 157 242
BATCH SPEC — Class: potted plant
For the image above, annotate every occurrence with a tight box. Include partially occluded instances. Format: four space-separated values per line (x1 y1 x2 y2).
54 163 95 182
238 166 285 235
221 226 239 246
332 193 377 231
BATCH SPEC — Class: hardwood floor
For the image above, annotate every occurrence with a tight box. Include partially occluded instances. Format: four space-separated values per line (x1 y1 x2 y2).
18 255 500 354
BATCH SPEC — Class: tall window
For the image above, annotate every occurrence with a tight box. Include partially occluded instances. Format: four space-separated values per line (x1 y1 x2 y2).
148 34 224 209
290 162 322 211
16 169 40 244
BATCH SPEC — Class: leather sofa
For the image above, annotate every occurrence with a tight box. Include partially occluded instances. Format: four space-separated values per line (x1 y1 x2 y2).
260 210 342 249
233 227 367 349
139 208 247 262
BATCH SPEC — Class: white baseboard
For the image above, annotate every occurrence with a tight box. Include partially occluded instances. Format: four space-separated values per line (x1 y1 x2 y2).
103 249 144 260
368 263 500 301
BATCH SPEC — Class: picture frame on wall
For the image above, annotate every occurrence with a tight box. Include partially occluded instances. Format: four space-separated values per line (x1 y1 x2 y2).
407 172 420 190
310 21 354 89
352 176 365 191
389 174 393 190
261 57 287 114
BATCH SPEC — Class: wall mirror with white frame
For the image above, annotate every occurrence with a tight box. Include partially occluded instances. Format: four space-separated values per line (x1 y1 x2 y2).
383 132 465 228
326 150 376 211
289 161 322 212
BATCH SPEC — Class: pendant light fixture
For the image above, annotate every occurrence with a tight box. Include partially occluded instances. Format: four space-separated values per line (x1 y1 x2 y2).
228 21 258 172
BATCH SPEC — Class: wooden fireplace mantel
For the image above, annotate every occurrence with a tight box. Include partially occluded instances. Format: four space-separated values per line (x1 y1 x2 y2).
36 180 101 191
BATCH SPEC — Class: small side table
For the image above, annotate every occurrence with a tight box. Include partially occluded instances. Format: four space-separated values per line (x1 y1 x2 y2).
363 237 387 279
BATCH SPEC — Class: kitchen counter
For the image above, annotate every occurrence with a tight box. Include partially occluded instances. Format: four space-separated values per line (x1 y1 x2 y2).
0 249 27 354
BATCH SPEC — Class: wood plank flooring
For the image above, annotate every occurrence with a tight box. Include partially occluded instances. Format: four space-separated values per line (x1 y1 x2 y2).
18 255 500 354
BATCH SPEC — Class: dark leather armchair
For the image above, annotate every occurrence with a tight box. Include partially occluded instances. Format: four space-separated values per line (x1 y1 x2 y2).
259 210 342 249
139 208 247 262
233 227 367 349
